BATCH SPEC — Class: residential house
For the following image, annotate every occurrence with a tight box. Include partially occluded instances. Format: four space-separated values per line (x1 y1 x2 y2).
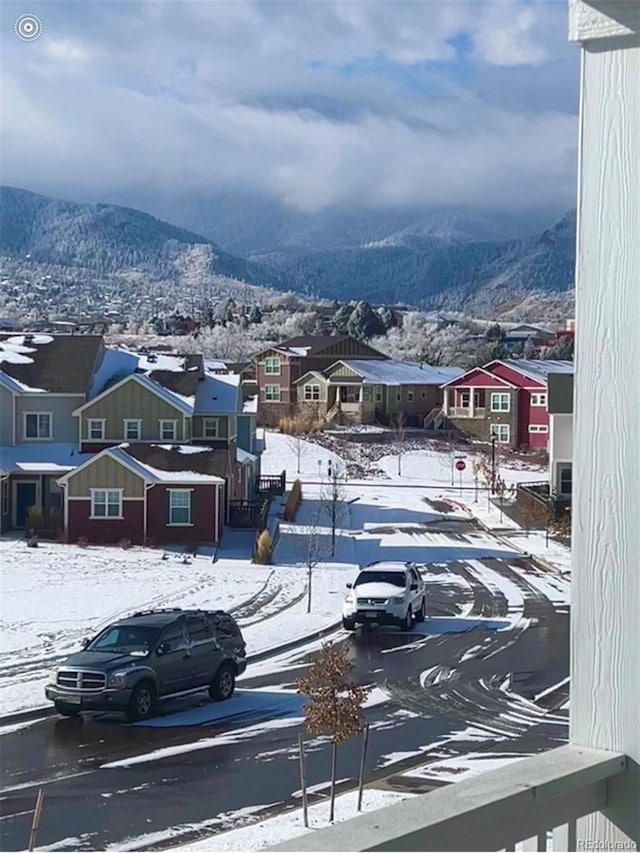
295 360 464 426
441 359 574 450
57 444 225 547
547 371 573 500
253 335 386 426
0 337 260 543
503 324 555 349
0 333 105 533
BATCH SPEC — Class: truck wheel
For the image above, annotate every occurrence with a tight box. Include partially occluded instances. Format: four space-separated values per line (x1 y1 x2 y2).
54 701 81 718
210 664 235 701
342 617 356 631
126 681 157 722
416 598 426 623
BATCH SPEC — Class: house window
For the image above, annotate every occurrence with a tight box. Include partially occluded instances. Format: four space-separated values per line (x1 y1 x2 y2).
375 386 383 403
396 390 402 402
159 420 177 441
421 389 427 399
460 391 470 408
531 393 548 407
490 424 510 444
169 490 191 525
88 419 105 440
407 387 414 402
1 479 8 516
303 384 321 401
24 413 52 439
123 419 142 440
490 393 510 412
558 464 572 496
264 385 281 402
264 357 281 376
529 424 549 434
90 489 122 518
202 418 219 439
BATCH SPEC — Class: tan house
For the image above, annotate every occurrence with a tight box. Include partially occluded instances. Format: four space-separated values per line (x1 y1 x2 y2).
254 335 386 426
295 359 464 426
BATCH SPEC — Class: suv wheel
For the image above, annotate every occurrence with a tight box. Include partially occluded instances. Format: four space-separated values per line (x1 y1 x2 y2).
415 598 426 623
126 681 157 722
342 617 356 631
399 609 414 632
54 701 81 718
210 665 235 702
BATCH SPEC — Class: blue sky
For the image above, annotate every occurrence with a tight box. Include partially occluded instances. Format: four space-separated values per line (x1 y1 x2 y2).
1 0 579 214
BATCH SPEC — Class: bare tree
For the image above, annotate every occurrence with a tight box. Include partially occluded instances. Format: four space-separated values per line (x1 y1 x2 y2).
392 410 407 475
295 508 331 613
297 642 370 823
320 465 347 557
286 432 307 475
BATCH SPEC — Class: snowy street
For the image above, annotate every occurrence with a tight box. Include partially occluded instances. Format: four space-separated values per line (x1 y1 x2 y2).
0 432 572 852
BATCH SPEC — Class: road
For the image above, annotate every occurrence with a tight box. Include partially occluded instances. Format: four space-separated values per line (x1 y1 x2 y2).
0 547 569 851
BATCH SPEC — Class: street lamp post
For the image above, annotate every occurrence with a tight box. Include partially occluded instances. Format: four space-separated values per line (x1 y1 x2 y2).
491 438 497 494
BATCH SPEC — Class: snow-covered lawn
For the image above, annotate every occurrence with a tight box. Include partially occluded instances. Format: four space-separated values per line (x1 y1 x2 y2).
0 534 346 716
122 787 414 852
260 431 342 479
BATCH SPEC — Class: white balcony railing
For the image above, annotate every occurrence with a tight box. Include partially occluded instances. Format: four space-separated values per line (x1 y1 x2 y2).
448 406 487 418
270 745 629 852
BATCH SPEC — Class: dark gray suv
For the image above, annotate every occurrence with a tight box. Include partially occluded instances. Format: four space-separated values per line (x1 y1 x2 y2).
45 608 247 722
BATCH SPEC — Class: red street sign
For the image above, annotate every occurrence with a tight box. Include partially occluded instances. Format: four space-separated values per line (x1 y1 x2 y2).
455 460 466 471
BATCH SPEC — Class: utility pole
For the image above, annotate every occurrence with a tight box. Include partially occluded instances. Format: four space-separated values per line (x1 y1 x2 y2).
491 438 497 494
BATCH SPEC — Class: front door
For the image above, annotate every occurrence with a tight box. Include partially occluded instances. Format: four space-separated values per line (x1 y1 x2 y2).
14 481 38 528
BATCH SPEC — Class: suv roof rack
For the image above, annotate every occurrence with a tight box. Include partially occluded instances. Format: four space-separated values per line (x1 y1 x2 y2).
130 608 183 617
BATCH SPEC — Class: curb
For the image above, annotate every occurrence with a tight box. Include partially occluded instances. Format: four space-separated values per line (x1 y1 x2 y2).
473 516 567 577
0 622 344 729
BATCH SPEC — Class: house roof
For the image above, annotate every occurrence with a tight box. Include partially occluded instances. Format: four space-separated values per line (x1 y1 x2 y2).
441 366 517 388
327 359 465 386
254 335 386 360
0 443 92 476
58 444 226 485
494 359 575 384
73 373 194 416
293 370 328 385
195 373 241 415
0 334 103 394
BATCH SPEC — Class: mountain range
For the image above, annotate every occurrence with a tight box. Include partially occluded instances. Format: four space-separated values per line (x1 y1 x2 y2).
0 186 576 318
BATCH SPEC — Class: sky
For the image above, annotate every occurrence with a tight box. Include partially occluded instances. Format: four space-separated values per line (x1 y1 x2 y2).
1 0 579 215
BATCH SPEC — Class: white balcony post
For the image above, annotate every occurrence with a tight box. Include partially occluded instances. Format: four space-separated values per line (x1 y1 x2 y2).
569 0 640 847
443 387 450 414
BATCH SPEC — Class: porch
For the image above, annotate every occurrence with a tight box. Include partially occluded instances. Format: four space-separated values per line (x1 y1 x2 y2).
444 387 489 419
0 473 64 538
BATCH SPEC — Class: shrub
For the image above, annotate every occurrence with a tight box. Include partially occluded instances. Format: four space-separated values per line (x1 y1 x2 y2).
77 536 89 548
119 537 133 550
254 529 272 565
278 416 321 435
283 479 302 522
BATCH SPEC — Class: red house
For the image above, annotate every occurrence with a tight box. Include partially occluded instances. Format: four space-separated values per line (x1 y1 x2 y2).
441 360 574 450
57 444 225 546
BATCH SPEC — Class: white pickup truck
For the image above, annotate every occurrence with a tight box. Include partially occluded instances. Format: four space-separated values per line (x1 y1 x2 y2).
342 561 426 631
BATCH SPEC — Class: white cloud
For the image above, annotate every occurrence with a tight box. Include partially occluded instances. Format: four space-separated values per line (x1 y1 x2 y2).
44 38 89 63
0 0 578 214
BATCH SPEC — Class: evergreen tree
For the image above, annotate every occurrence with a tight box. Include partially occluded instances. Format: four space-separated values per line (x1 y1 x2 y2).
484 322 504 342
248 304 262 324
542 336 575 361
347 301 385 340
332 304 353 334
377 306 395 331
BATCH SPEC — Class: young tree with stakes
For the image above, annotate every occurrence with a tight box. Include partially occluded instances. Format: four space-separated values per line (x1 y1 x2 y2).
296 508 330 614
296 642 370 824
393 410 407 475
320 464 347 558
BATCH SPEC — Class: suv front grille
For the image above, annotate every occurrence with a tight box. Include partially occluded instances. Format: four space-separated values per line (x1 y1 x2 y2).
357 597 388 607
57 670 106 692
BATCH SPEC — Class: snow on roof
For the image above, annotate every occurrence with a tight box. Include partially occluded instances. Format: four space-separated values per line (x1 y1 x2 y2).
131 374 195 414
107 446 224 484
0 371 47 393
237 447 258 465
88 348 138 399
504 360 574 383
242 395 258 414
195 374 240 415
204 359 229 373
0 443 91 475
155 445 211 454
331 359 465 386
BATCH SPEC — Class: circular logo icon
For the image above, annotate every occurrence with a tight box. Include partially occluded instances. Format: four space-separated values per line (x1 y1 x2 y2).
15 13 43 41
